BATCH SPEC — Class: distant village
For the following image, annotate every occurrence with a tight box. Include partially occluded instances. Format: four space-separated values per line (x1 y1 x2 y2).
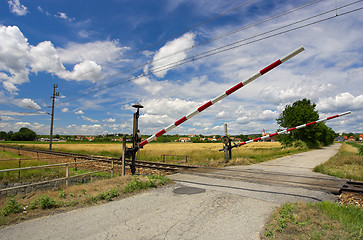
38 130 363 143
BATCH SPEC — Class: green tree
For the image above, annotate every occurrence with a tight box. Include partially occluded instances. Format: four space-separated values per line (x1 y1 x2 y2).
276 99 335 148
11 128 37 141
0 131 8 140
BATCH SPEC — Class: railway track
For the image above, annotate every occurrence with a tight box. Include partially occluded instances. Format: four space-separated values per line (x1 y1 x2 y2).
0 145 197 172
340 180 363 193
1 144 362 194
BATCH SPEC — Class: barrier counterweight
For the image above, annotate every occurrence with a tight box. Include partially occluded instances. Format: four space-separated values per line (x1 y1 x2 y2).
140 46 305 148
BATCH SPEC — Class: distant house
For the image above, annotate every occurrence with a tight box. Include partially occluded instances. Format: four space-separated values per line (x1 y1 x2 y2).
112 138 123 142
189 134 196 137
76 135 83 141
347 136 356 142
262 129 270 141
360 135 363 141
334 136 345 142
207 137 217 141
86 136 95 141
179 137 191 142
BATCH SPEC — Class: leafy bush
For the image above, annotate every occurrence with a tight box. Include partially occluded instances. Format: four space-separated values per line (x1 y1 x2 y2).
292 140 308 149
39 195 57 209
1 196 23 216
29 195 58 209
123 176 151 193
58 188 66 199
123 175 170 193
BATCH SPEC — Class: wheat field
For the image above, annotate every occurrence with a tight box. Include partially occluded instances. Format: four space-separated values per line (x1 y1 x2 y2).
14 141 306 166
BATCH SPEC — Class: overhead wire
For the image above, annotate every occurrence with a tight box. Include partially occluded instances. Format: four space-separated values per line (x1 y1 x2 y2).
59 0 363 105
80 0 325 94
58 0 260 87
60 0 324 104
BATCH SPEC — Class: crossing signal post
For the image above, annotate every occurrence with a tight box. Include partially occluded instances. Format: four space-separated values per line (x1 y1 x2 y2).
222 123 232 163
121 102 143 175
219 111 351 159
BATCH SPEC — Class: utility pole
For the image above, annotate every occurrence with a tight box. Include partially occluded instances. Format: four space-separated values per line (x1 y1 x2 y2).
49 84 59 150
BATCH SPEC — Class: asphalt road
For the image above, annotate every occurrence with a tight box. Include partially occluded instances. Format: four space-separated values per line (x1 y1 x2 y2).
0 143 344 240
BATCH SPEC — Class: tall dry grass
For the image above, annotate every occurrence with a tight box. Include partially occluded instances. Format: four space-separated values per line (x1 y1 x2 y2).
314 143 363 181
17 142 307 166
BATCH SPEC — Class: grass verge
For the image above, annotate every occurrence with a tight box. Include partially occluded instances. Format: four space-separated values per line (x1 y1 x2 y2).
262 201 363 239
0 174 170 227
314 142 363 181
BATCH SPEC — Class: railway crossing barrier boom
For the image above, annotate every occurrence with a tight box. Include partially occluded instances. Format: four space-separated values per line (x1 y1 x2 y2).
220 111 352 161
123 46 307 174
139 46 305 148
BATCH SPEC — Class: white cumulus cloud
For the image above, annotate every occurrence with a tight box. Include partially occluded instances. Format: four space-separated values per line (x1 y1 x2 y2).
29 41 65 74
59 60 101 82
317 92 363 112
81 116 99 123
8 0 28 16
58 41 128 64
151 32 195 78
14 98 41 110
0 25 129 94
103 118 116 123
75 110 84 115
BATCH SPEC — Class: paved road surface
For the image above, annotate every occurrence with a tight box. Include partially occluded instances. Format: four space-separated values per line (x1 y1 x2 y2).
0 144 345 240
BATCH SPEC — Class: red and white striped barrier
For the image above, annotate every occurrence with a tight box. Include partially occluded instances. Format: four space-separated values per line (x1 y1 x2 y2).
140 46 305 148
238 111 351 147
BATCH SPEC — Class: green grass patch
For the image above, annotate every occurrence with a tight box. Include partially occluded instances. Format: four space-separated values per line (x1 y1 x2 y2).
122 175 169 193
29 195 58 209
347 142 363 155
314 143 363 181
263 201 363 239
1 196 23 216
0 149 116 183
0 174 170 227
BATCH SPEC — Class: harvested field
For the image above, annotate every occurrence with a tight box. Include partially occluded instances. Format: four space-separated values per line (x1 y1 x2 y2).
11 142 307 167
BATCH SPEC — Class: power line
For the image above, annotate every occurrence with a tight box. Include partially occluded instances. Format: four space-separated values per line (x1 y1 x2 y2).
81 0 325 94
59 0 260 85
59 1 363 105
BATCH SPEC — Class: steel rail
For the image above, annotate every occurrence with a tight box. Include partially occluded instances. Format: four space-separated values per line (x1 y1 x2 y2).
0 145 196 172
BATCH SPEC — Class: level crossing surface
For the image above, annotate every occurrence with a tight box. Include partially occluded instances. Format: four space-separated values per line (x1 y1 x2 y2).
0 144 343 240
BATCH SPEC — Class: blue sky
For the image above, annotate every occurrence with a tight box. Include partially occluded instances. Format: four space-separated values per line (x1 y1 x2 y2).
0 0 362 136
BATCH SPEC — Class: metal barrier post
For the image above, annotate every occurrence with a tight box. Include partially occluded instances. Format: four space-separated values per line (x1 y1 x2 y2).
122 135 126 176
74 158 77 171
111 159 114 178
18 159 21 179
66 164 69 187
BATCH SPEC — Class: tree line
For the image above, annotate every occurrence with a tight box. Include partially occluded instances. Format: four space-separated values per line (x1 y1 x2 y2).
1 99 355 148
0 128 37 141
